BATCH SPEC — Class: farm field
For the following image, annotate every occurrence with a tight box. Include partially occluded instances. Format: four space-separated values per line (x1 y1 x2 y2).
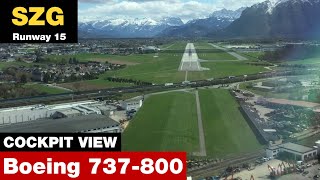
122 92 200 153
199 89 262 157
24 84 69 94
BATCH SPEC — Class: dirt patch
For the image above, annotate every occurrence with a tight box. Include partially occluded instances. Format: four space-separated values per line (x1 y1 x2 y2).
90 58 139 66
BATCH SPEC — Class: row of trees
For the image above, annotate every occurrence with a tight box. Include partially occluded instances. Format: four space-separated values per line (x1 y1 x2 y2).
105 77 152 86
0 84 45 99
43 72 98 83
2 67 30 83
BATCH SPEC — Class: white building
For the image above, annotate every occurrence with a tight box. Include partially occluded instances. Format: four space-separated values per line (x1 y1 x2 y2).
0 100 116 125
121 99 143 111
0 114 121 133
266 142 317 161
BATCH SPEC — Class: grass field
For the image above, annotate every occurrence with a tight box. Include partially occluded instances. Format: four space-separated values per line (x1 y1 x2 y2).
0 61 43 70
59 79 132 91
24 84 68 94
188 61 267 81
199 89 262 157
99 42 268 84
123 89 262 157
194 42 237 60
45 53 154 64
1 41 271 89
122 92 200 153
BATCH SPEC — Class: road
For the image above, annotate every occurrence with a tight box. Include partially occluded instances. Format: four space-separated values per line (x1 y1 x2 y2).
209 43 248 60
188 149 265 179
195 90 206 157
179 43 203 72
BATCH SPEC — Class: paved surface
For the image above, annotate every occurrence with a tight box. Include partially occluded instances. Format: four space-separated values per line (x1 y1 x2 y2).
195 90 206 156
209 43 248 60
179 43 204 71
234 159 283 180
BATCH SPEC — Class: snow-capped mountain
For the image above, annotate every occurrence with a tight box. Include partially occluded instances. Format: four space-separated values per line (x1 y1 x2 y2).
158 7 245 37
210 7 246 20
220 0 320 38
78 17 184 38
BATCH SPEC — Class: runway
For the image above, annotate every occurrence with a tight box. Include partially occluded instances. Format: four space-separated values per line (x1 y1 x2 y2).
209 43 248 60
179 43 203 71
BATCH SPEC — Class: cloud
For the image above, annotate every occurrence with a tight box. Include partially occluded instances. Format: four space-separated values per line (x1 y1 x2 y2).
78 0 266 22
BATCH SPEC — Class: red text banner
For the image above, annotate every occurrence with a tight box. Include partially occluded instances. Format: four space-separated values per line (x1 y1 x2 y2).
0 152 186 180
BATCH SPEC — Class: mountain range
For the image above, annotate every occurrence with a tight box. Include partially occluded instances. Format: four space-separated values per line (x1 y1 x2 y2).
78 8 244 38
78 17 184 38
221 0 320 39
158 8 245 37
78 0 320 39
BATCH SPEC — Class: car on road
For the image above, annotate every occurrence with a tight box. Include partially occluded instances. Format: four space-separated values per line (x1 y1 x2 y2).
302 171 309 176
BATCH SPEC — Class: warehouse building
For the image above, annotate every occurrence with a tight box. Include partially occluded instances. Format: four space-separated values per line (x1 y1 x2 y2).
266 142 317 161
0 100 116 125
121 99 143 111
0 114 121 133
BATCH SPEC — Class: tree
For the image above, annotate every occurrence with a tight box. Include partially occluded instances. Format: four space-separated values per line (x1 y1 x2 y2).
43 73 50 83
20 74 27 84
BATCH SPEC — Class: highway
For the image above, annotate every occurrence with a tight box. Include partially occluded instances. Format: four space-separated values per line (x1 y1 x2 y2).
0 69 312 108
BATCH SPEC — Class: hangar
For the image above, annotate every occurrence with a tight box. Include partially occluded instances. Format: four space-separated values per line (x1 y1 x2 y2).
0 114 121 133
0 100 116 125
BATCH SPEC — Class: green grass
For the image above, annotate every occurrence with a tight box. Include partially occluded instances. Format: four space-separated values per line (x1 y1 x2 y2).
0 61 42 70
194 42 237 60
122 92 199 153
45 42 269 85
164 42 188 50
59 79 132 91
100 52 185 84
188 61 267 81
199 89 262 157
45 53 154 63
24 84 68 94
1 42 270 89
100 49 267 84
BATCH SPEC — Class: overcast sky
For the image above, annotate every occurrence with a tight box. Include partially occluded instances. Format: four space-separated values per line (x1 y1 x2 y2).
78 0 266 22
